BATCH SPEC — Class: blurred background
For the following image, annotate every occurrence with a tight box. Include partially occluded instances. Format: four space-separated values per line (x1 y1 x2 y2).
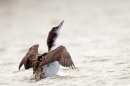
0 0 130 85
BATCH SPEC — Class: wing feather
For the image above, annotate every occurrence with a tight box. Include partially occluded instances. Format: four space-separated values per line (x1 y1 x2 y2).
58 46 75 68
19 44 39 70
40 46 75 69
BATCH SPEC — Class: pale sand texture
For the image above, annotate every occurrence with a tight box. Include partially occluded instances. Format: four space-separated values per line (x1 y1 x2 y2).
0 0 130 86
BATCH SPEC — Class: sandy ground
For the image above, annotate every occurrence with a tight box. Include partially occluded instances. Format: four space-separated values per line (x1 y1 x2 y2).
0 0 130 86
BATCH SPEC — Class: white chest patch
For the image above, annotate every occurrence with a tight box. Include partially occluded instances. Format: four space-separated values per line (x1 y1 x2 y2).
42 61 60 77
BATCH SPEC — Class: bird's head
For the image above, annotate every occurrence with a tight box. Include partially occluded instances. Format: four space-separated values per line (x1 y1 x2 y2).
51 20 64 33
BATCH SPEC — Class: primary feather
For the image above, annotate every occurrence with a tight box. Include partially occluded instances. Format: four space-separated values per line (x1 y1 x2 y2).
40 46 75 69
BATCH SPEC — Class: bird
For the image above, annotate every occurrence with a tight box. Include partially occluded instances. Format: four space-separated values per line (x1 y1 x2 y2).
19 21 75 81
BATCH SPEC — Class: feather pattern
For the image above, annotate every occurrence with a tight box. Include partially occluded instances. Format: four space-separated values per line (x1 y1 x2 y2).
19 44 39 70
40 46 75 69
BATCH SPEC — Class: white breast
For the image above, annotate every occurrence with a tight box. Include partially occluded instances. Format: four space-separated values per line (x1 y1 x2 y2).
42 61 60 77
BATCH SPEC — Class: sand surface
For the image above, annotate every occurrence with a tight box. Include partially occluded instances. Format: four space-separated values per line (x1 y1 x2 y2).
0 0 130 86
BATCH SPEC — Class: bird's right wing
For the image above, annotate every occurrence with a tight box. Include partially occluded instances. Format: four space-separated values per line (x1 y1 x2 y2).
40 46 75 69
58 46 75 69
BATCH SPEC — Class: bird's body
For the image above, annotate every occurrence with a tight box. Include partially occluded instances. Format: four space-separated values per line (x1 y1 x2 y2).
42 61 59 77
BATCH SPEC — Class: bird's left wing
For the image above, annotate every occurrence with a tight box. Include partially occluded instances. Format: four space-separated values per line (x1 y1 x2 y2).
19 44 39 70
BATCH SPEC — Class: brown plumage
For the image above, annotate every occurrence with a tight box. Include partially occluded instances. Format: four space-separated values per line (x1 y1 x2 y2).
19 44 39 70
18 20 75 81
39 46 75 69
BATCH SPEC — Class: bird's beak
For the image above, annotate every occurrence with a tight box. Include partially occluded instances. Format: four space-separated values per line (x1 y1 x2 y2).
57 20 64 30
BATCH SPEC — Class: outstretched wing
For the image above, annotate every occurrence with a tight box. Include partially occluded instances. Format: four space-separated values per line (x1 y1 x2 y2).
59 47 75 68
19 44 39 70
47 20 64 51
40 46 75 69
